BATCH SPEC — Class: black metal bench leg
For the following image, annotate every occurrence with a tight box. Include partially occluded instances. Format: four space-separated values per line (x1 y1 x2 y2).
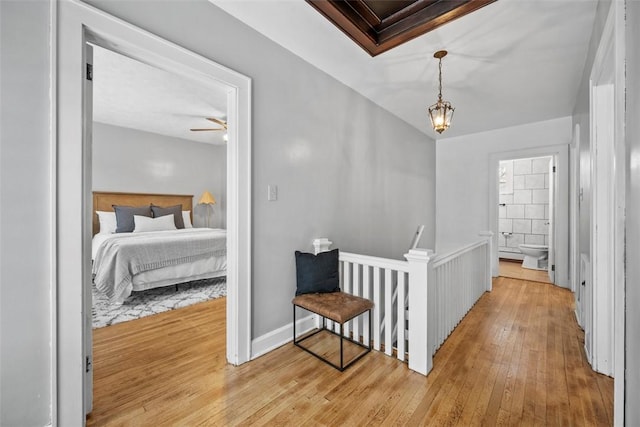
340 323 344 371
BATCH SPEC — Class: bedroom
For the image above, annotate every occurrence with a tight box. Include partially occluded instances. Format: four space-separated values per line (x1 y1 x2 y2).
89 42 230 397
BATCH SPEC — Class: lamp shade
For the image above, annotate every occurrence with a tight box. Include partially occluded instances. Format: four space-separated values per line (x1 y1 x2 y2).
198 191 216 205
428 99 455 134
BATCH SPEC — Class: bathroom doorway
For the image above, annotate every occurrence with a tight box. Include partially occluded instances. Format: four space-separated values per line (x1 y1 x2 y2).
498 155 554 283
489 144 569 288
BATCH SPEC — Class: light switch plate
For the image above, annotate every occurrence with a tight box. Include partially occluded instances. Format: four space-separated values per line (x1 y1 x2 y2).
268 185 278 201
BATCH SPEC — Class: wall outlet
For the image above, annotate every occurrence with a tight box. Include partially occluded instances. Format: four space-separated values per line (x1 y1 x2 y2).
268 184 278 201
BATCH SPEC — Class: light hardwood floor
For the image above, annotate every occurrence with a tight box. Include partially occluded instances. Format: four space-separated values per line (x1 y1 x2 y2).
499 259 552 283
88 277 613 426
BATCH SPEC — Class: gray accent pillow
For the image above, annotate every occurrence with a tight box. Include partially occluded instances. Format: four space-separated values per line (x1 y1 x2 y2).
151 204 184 229
113 205 152 233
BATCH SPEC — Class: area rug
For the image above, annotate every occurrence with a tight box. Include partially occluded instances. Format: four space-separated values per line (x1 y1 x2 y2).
92 277 226 328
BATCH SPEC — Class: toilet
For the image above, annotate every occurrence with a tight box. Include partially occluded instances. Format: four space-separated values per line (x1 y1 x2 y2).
518 244 549 270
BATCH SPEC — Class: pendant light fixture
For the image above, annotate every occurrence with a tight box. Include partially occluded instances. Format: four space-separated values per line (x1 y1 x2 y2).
428 50 455 134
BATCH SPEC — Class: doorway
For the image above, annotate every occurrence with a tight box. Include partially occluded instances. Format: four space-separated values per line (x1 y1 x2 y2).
56 2 252 421
488 145 569 289
497 155 555 283
88 42 230 413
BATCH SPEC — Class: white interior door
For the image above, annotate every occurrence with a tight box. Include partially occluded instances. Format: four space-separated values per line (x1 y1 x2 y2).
547 156 555 283
83 42 94 414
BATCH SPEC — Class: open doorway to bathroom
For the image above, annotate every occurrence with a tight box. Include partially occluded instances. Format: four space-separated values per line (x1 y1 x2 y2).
498 156 554 284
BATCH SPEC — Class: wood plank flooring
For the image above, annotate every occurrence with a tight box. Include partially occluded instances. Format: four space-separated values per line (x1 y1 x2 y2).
499 259 552 283
87 277 613 426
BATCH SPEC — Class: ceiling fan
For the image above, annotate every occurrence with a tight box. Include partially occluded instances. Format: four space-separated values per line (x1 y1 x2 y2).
190 117 227 132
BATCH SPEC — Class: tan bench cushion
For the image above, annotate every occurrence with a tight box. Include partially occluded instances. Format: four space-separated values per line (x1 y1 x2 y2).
292 291 373 324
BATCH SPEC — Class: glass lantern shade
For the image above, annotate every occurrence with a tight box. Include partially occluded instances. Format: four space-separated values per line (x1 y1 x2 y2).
428 99 455 134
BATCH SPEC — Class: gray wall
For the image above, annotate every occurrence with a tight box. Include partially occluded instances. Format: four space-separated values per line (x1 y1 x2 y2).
84 0 437 338
1 1 436 423
0 1 53 426
626 1 640 423
93 122 227 228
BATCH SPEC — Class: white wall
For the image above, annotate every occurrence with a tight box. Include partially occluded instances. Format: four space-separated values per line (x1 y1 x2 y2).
93 122 227 228
0 1 52 425
625 1 640 423
435 116 571 251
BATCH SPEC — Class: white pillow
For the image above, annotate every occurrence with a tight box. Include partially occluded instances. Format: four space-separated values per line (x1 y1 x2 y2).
133 214 177 233
96 211 117 234
182 211 193 228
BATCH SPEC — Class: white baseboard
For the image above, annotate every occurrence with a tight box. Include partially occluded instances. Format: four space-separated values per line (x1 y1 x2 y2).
251 314 316 360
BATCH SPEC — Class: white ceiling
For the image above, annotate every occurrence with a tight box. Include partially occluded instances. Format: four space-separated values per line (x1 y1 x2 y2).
92 1 598 142
93 45 229 145
213 0 598 139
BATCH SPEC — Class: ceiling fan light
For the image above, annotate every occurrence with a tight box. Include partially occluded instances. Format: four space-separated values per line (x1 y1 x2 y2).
428 99 455 134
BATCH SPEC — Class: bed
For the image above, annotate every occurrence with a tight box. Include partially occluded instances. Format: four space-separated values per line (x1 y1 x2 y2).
91 191 227 303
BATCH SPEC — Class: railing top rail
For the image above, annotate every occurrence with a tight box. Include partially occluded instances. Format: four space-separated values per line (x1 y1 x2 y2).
431 239 488 268
340 251 410 273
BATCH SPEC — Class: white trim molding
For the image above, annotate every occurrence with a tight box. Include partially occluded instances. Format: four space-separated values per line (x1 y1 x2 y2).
251 315 316 360
588 2 626 424
56 1 252 424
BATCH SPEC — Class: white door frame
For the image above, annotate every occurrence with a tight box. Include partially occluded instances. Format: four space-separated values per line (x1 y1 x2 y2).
55 1 252 424
569 123 580 295
488 144 569 287
589 1 625 423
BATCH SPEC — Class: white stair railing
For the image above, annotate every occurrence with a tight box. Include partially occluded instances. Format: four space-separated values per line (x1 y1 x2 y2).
428 237 493 356
311 231 493 376
339 251 410 360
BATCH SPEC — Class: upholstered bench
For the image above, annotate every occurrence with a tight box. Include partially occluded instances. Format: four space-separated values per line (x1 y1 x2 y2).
292 291 374 371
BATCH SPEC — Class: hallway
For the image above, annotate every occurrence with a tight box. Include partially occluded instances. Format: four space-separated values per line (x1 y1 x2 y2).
88 276 613 425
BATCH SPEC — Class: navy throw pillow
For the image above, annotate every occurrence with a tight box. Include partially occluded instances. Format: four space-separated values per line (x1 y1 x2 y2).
295 249 340 296
113 205 152 233
151 204 184 229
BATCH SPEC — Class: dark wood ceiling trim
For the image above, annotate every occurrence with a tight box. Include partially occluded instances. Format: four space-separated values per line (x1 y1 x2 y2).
306 0 497 57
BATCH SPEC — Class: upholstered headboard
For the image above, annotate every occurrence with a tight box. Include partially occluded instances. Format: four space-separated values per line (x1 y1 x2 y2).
92 191 193 236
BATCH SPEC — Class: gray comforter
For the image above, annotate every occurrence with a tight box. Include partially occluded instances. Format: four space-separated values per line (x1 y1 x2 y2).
93 228 226 303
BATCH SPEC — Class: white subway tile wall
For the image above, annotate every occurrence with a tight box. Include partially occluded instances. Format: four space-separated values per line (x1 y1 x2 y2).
498 156 551 255
514 189 532 204
532 157 550 174
513 219 532 234
525 234 545 245
532 189 549 204
525 204 545 219
525 174 545 189
506 204 524 218
499 218 513 233
532 219 549 235
513 159 532 175
514 175 525 190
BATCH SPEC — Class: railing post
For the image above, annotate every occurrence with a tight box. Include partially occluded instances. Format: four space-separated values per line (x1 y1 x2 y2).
313 238 332 255
479 231 494 291
404 248 434 376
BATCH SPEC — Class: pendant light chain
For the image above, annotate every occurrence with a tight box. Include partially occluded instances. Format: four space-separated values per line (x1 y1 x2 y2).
438 57 443 102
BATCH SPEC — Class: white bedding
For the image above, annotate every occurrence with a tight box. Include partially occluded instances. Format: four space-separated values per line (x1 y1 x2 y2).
92 228 226 303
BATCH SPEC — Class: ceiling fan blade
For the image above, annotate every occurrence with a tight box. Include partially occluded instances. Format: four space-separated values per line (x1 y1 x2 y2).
206 117 227 128
190 128 224 131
